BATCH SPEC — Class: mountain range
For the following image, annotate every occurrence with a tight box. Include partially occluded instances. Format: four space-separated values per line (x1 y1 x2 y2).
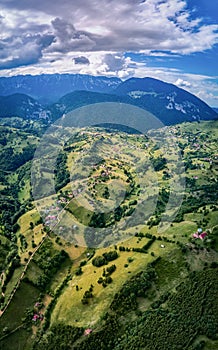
0 74 120 104
0 74 217 126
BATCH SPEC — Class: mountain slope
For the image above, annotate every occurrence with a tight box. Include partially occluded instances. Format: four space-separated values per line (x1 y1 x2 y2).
0 75 217 126
0 94 50 120
0 74 121 104
50 90 133 120
50 86 217 126
115 77 218 124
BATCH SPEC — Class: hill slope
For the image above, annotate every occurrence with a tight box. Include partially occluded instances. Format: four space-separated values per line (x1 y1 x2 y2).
0 94 49 120
0 75 217 126
0 120 218 349
115 77 218 124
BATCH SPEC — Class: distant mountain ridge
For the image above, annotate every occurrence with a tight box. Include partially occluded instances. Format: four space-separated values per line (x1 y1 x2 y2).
0 74 217 125
0 74 121 104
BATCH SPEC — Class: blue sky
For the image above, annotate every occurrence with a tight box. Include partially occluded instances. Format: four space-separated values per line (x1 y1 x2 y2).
0 0 218 106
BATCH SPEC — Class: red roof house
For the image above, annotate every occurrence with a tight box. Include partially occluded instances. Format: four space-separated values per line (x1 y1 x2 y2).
84 328 93 336
199 232 207 240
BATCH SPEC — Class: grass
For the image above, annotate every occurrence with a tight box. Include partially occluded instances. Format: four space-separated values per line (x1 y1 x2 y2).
17 209 44 262
50 234 85 260
25 261 43 285
139 220 197 243
48 197 201 328
205 210 218 228
0 281 39 334
161 220 197 239
66 199 93 226
49 257 72 293
3 266 24 303
0 327 33 350
50 235 175 328
50 257 147 327
18 210 41 233
154 248 187 289
2 122 218 344
184 209 218 230
0 234 9 245
18 178 31 202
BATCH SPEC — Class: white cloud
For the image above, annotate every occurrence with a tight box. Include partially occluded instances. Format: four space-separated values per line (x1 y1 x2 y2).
1 0 218 60
175 78 191 88
0 48 217 105
0 0 218 106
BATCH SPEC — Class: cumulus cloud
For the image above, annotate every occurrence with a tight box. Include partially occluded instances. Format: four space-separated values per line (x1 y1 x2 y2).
175 78 191 88
0 0 218 105
0 8 54 69
49 17 96 52
0 0 218 58
197 90 218 103
75 53 135 79
104 54 127 72
0 33 54 69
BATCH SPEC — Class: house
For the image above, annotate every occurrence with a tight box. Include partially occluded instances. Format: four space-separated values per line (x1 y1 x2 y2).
32 314 39 322
193 231 208 240
199 232 207 240
84 328 92 336
34 302 41 308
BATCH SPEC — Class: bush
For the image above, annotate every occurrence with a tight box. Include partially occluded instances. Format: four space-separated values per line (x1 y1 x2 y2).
92 251 118 267
92 256 106 267
75 267 83 275
103 251 118 262
105 276 113 284
106 264 116 275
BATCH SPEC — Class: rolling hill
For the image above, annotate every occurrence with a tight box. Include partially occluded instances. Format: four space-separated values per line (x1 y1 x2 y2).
0 94 49 120
0 118 217 350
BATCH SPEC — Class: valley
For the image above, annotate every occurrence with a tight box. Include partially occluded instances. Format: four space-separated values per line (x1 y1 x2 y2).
1 0 218 345
0 118 217 349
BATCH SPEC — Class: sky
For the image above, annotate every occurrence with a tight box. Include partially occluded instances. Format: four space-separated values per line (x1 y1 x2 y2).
0 0 218 106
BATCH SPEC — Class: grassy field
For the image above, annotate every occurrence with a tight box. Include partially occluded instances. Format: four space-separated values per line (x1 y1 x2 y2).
17 209 44 262
18 178 31 202
0 327 33 350
0 267 39 349
49 257 72 293
25 261 43 285
18 210 41 233
51 235 176 327
0 281 40 334
185 209 218 227
3 266 24 304
66 199 93 226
